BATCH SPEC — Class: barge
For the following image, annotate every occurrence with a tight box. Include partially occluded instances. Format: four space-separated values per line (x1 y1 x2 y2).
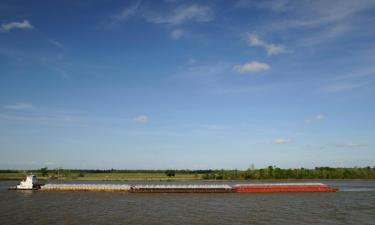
234 183 338 193
41 184 131 192
9 175 338 193
130 184 233 193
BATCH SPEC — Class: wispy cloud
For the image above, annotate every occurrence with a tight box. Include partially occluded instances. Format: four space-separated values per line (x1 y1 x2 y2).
305 113 325 124
335 143 368 148
0 20 33 32
108 3 213 27
236 0 290 12
301 23 353 46
146 4 213 25
332 67 375 81
210 83 292 95
263 0 375 29
3 103 35 110
315 114 325 121
305 144 325 150
272 138 291 144
234 61 270 73
133 115 150 124
47 39 64 48
0 112 79 125
238 0 375 45
170 29 186 40
248 33 288 55
320 82 368 93
110 1 141 26
186 57 196 65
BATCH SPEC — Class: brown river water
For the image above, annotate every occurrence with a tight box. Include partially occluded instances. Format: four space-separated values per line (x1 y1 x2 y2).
1 180 375 225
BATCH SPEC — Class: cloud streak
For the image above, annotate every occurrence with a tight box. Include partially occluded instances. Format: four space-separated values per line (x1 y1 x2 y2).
0 20 33 32
109 3 213 27
47 39 64 48
335 143 368 148
170 29 186 40
248 33 288 55
272 138 291 144
110 1 141 26
3 103 35 110
234 61 270 73
253 0 375 29
321 82 368 93
146 4 213 25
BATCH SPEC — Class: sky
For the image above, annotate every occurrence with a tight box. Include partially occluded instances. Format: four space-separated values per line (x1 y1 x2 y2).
0 0 374 170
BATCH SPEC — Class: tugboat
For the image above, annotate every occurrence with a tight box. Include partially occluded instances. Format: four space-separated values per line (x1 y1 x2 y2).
9 175 41 190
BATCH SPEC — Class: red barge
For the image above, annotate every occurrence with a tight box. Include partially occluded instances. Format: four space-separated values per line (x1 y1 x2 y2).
233 183 338 193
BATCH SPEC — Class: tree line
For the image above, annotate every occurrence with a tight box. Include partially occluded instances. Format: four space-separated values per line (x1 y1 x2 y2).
1 166 375 179
201 166 375 180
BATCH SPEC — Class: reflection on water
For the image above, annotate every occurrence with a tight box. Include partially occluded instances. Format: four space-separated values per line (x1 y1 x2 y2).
1 180 375 225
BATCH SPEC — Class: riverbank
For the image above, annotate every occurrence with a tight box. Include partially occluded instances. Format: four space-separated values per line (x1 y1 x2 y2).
2 172 375 181
0 172 199 181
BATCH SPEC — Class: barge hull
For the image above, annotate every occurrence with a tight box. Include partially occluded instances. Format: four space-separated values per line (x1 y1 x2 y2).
130 188 233 193
234 184 338 193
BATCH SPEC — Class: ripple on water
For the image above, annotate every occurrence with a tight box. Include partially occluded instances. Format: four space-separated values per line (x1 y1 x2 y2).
1 180 375 225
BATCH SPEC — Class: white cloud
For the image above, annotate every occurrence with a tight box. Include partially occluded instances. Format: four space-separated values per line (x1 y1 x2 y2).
147 4 213 25
133 115 150 124
335 143 368 148
0 20 33 32
234 61 270 73
3 103 35 110
170 29 186 40
248 33 288 55
272 138 291 144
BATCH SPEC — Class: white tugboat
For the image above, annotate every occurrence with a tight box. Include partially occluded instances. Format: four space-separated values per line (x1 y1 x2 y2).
9 175 39 190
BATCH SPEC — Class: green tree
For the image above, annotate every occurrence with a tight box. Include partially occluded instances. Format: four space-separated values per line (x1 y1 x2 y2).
40 167 48 177
165 170 176 177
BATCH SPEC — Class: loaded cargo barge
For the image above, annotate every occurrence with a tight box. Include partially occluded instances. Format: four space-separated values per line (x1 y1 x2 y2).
130 184 233 193
9 175 338 193
234 183 337 193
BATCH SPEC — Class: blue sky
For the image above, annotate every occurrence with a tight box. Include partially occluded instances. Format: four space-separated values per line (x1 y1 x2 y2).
1 0 374 169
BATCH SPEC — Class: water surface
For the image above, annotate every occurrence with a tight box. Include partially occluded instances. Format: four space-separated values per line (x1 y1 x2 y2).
1 180 374 225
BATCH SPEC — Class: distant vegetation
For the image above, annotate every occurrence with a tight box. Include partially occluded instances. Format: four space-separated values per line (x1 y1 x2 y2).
0 166 374 180
200 166 375 180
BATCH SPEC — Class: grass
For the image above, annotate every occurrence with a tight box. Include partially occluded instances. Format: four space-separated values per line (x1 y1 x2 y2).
0 172 202 181
0 173 27 180
65 172 201 181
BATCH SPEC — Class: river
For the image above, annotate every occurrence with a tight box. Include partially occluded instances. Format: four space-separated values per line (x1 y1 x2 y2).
1 180 374 225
